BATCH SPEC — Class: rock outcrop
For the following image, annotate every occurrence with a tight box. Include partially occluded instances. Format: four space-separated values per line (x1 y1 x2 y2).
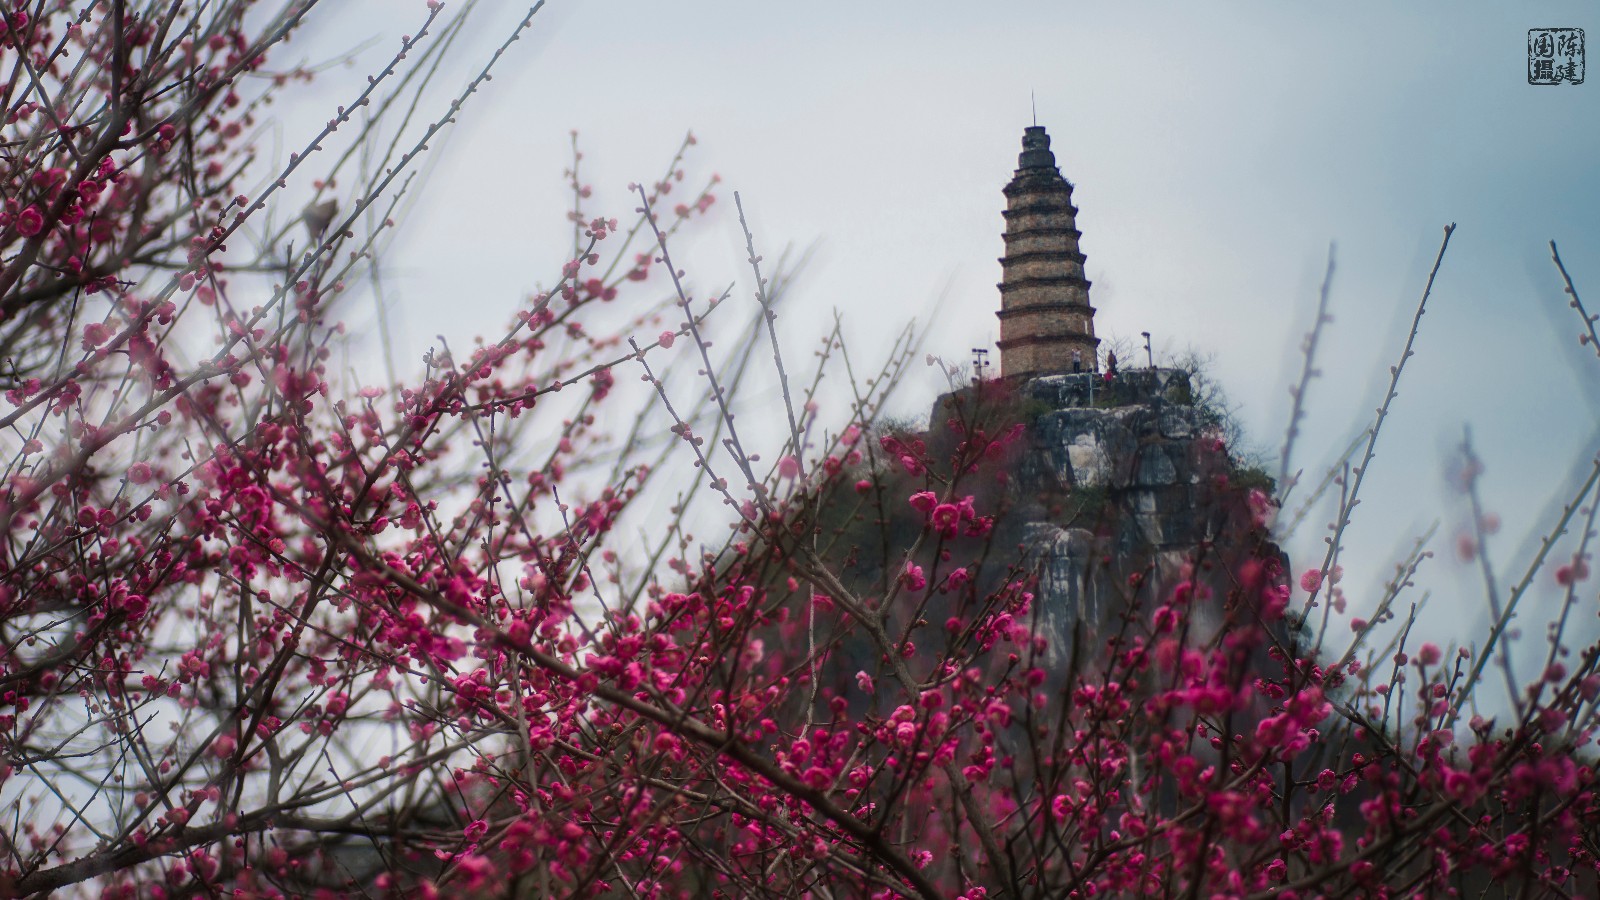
930 368 1285 668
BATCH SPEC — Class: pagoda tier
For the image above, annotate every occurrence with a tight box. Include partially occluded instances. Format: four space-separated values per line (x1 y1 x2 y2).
995 125 1100 378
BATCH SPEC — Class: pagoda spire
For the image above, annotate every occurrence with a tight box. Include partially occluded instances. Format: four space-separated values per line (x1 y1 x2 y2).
995 125 1099 378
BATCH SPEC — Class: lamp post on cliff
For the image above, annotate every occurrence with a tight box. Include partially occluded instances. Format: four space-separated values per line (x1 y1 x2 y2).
1141 331 1154 369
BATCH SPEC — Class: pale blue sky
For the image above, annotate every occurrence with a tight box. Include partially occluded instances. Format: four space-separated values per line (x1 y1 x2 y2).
284 1 1599 696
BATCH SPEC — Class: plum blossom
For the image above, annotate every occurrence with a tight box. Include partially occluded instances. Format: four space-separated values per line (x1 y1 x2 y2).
1416 642 1442 666
903 561 926 591
16 204 43 236
1299 568 1323 593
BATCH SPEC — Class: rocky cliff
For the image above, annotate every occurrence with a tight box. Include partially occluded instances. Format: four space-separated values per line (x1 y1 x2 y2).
930 368 1287 669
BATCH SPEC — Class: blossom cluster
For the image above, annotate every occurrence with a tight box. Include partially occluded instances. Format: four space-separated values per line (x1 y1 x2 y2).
0 4 1597 899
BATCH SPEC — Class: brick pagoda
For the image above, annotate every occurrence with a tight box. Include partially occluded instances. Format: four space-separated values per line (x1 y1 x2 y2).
995 125 1100 378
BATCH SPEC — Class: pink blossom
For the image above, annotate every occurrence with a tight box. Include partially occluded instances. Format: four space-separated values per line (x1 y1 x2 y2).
81 321 111 350
1581 675 1600 700
902 561 926 591
658 330 676 348
120 593 150 621
1299 568 1323 593
1555 557 1589 586
1538 707 1568 732
1051 794 1071 823
15 205 43 236
894 720 917 747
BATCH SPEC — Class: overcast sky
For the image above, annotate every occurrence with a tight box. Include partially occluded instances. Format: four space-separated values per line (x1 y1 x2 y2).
284 1 1599 694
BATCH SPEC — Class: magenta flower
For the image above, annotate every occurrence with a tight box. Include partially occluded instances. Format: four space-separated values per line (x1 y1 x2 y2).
1299 568 1323 593
15 205 43 236
903 561 926 591
777 455 801 479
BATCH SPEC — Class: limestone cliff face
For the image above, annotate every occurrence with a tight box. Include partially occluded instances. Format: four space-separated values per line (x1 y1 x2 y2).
931 368 1286 669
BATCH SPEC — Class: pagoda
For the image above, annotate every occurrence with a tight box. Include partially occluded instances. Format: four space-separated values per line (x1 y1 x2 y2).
995 125 1100 378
